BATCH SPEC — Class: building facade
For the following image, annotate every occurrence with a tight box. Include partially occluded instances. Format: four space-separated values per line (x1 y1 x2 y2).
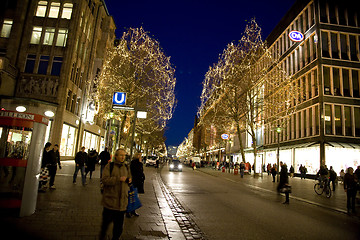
0 0 116 159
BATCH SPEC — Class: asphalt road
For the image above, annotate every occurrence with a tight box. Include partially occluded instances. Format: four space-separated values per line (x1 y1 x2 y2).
159 164 360 240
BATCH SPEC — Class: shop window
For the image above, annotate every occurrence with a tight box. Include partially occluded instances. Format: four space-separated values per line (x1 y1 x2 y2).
330 33 339 59
344 106 352 136
48 2 60 18
36 1 48 17
24 54 36 73
38 55 49 75
51 56 62 76
342 69 350 97
66 90 72 110
325 104 333 135
323 66 331 95
333 68 341 96
1 19 13 38
60 124 77 156
30 26 42 44
321 31 330 58
340 34 349 60
61 3 73 19
43 27 55 45
355 108 360 137
334 105 342 135
349 35 358 61
55 28 68 47
306 39 311 63
352 70 360 98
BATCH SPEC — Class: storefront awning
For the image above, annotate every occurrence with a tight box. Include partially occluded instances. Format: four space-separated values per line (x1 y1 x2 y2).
326 142 360 149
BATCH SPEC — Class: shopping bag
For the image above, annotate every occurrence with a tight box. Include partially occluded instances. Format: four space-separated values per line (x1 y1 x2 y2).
40 167 49 183
280 184 292 193
126 185 142 212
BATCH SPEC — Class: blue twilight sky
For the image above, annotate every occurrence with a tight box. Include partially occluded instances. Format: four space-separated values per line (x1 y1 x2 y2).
104 0 297 147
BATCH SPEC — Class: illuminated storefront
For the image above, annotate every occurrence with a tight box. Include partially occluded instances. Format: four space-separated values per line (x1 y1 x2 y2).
82 131 99 152
60 123 77 157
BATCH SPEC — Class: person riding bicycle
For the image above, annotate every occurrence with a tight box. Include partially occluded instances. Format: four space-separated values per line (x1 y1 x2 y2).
316 165 330 188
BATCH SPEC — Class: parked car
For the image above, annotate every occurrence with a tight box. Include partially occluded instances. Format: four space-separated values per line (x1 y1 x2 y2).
169 160 182 172
145 156 158 167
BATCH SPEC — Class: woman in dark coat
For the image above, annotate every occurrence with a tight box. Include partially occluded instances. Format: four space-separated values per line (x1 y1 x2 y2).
128 152 145 217
85 149 98 179
278 163 290 204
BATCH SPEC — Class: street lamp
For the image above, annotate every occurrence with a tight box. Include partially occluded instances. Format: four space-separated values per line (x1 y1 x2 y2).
276 125 281 182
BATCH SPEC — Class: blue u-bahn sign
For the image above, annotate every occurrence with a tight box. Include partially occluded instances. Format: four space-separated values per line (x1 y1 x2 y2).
288 30 304 42
113 92 126 105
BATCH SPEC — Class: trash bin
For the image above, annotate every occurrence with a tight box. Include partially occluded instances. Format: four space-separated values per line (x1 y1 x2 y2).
222 166 225 172
234 168 238 175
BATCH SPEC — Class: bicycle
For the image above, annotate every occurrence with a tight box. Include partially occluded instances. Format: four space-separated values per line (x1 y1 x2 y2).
314 178 332 198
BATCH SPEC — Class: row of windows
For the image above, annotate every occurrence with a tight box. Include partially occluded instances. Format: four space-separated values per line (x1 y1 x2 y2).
319 0 360 27
70 63 84 89
24 54 63 76
323 66 360 98
66 90 81 115
324 104 360 137
35 1 73 19
321 30 360 62
269 2 315 60
30 26 68 47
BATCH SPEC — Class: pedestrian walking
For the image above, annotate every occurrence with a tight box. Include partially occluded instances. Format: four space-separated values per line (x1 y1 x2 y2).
267 163 271 176
128 152 145 217
99 148 132 240
99 147 111 178
240 161 245 178
329 166 337 191
39 142 52 192
339 169 345 184
48 144 61 189
289 165 294 178
343 167 357 214
271 164 277 182
278 164 290 204
73 147 87 186
299 164 307 179
85 149 98 179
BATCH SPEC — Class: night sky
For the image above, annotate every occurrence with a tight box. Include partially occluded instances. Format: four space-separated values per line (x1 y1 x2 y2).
104 0 297 147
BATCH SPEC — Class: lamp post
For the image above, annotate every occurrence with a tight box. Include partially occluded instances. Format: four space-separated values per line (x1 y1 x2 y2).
276 125 281 182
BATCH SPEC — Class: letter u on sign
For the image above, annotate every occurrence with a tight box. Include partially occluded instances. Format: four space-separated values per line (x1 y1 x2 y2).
113 92 126 105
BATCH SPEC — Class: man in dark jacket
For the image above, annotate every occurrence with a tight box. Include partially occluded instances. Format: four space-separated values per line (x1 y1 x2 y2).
48 144 61 189
73 147 87 186
99 147 111 178
344 167 357 214
128 152 145 217
278 163 290 204
329 166 337 191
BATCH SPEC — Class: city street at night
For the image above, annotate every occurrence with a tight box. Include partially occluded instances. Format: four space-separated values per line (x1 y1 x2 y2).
1 161 359 240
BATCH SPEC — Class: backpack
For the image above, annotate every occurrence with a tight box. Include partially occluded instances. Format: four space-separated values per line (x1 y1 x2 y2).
100 162 115 194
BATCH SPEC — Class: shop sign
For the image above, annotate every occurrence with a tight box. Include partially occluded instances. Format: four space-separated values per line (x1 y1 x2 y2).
288 30 304 42
0 111 34 120
221 133 229 140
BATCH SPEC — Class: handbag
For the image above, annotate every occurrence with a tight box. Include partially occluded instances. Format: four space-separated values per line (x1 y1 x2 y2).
126 185 142 212
280 184 292 193
40 167 49 182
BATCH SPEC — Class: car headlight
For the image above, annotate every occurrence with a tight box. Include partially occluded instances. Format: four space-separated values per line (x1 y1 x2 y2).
170 164 174 168
178 164 182 169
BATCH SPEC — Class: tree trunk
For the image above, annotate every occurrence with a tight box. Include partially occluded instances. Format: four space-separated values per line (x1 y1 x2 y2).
236 123 246 163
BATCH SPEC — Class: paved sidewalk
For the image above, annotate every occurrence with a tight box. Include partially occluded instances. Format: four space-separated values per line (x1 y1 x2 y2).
197 166 360 216
0 161 184 240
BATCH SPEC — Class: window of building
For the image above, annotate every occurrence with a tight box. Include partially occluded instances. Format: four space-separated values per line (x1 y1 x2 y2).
352 70 360 98
340 34 349 60
325 104 332 135
60 123 77 156
309 107 313 136
328 1 337 24
51 56 63 76
319 0 328 23
321 31 330 58
36 1 47 17
1 19 13 38
315 104 319 135
333 68 341 96
24 54 36 73
330 32 339 59
344 106 352 136
313 68 318 96
309 3 315 26
334 105 342 135
343 69 350 97
38 55 49 75
43 27 55 45
355 107 360 137
349 35 358 61
56 29 68 47
338 4 346 25
323 66 331 95
66 90 72 110
61 3 73 19
30 26 42 44
301 110 305 138
70 94 76 113
347 8 356 27
75 97 81 115
48 2 60 18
